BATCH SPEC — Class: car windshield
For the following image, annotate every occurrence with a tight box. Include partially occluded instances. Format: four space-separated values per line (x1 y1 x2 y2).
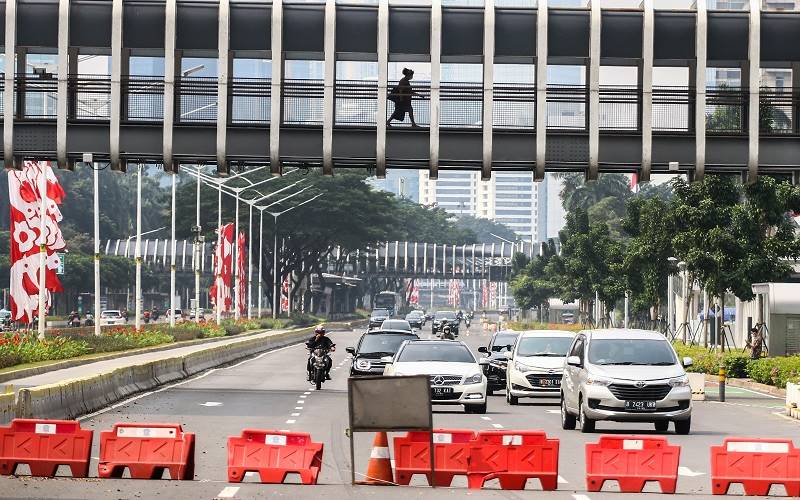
588 339 677 366
517 336 573 357
371 309 389 317
406 311 422 318
359 334 416 355
491 333 518 352
436 311 456 320
100 311 119 317
397 343 475 363
382 320 410 330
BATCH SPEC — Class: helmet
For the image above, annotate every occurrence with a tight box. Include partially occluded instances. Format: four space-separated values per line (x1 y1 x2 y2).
314 326 326 335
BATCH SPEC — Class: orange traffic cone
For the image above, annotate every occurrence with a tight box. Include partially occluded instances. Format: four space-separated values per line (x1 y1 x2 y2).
357 431 394 485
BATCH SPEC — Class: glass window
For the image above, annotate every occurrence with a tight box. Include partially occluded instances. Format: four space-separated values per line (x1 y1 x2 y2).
517 336 574 357
588 339 678 366
491 333 519 352
397 343 475 363
359 334 417 355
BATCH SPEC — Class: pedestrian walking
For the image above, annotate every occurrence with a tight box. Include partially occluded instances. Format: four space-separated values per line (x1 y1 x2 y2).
387 68 420 128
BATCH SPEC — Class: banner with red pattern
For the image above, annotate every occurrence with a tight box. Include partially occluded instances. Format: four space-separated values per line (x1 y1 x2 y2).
280 275 290 313
7 161 66 323
237 232 247 315
209 223 234 312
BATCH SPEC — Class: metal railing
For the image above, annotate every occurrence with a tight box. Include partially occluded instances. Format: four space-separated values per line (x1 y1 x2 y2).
69 75 111 120
17 73 58 119
547 84 586 131
706 86 747 135
440 82 482 128
176 76 218 124
123 75 165 122
386 81 431 127
493 83 536 130
759 87 794 135
230 78 271 125
283 79 324 125
335 80 377 126
599 85 639 131
653 86 694 133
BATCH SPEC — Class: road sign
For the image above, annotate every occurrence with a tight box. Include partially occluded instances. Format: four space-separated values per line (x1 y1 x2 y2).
56 253 65 275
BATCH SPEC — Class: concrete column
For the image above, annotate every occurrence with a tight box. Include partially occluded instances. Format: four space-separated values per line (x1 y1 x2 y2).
217 0 231 174
694 0 707 181
163 0 177 172
270 0 284 175
376 0 389 178
482 0 495 181
322 0 336 175
56 0 70 169
587 0 600 181
746 0 760 183
3 0 16 169
640 0 654 183
429 0 442 180
535 0 548 181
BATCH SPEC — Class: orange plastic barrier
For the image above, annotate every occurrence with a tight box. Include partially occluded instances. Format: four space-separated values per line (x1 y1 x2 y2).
0 419 92 477
710 438 800 496
98 423 195 480
227 429 323 485
467 430 560 490
393 429 476 486
585 435 680 493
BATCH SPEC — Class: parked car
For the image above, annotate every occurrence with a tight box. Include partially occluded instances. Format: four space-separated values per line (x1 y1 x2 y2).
383 340 488 414
189 308 205 320
477 330 520 395
431 311 459 337
99 310 125 326
405 310 425 329
560 329 693 434
346 329 419 376
380 319 413 333
504 330 575 405
369 308 391 329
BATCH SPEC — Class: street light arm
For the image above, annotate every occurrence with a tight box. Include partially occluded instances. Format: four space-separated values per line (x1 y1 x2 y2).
262 186 312 210
272 193 324 217
126 226 166 241
248 180 304 204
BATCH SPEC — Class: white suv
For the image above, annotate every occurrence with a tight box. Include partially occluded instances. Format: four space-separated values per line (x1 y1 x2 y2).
505 330 575 405
560 329 693 434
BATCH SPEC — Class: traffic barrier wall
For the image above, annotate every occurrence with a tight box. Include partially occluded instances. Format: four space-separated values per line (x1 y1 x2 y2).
467 430 559 491
0 393 14 424
227 429 323 485
81 373 116 416
99 422 195 480
0 419 92 477
151 357 185 386
710 438 800 496
585 435 680 493
786 382 799 420
393 429 476 486
688 373 706 401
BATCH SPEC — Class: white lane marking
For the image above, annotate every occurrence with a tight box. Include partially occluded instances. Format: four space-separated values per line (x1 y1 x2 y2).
297 401 304 404
291 413 300 417
678 467 705 477
573 495 591 500
300 395 307 398
545 409 561 414
199 401 223 407
303 392 311 395
558 475 568 484
217 486 240 498
286 419 296 424
295 406 303 410
480 416 492 421
492 423 504 429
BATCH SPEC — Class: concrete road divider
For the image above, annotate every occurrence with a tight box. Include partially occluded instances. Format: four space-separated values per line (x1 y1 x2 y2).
710 437 800 496
786 382 799 420
227 429 323 485
688 373 706 401
585 435 681 493
0 419 93 477
467 430 560 491
99 422 195 480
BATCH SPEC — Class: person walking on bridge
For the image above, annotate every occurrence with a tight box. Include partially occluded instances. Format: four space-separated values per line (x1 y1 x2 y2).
387 68 420 128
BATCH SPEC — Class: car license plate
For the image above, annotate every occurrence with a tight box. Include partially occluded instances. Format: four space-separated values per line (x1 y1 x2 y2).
538 378 561 387
625 400 657 411
431 387 453 397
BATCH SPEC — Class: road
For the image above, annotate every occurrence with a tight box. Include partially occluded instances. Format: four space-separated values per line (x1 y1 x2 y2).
0 325 796 500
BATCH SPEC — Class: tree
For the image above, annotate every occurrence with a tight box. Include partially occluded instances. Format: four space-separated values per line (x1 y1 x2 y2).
452 214 517 243
511 240 559 313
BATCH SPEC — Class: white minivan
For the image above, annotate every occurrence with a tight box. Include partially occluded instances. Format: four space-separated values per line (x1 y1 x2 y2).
505 330 575 405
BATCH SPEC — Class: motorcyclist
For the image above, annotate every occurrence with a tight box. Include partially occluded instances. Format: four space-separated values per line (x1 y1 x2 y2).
305 326 335 381
69 310 80 327
442 324 455 340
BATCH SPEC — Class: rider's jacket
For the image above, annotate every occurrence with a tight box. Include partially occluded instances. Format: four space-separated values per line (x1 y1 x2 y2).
306 335 334 351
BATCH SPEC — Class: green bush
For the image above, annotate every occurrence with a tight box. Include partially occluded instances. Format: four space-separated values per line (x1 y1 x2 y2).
721 353 751 379
288 313 319 328
0 332 92 368
747 356 800 388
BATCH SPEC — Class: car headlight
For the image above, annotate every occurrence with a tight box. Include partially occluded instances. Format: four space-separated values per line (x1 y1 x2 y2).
668 375 689 387
355 359 371 371
514 361 533 373
463 373 482 385
586 375 613 386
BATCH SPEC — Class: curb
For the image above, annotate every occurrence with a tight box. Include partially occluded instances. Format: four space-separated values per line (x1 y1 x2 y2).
701 374 787 398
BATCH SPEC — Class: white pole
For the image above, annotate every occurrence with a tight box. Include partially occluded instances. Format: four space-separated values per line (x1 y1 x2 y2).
624 290 629 329
668 274 675 333
134 164 143 331
194 167 200 323
37 165 48 340
93 163 101 336
234 194 240 320
216 184 222 325
247 203 253 319
272 214 279 319
169 172 177 328
258 209 264 319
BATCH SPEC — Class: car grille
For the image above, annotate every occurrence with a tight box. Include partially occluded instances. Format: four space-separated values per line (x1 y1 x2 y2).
525 374 562 387
608 383 671 401
429 375 463 386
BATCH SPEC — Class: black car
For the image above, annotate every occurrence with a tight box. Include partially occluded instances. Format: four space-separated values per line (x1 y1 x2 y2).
432 310 459 336
347 329 419 376
477 330 520 394
369 308 391 329
405 311 425 329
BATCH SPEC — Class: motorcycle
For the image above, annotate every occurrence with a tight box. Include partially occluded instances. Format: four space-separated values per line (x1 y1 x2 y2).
308 347 331 390
69 314 81 328
84 314 95 327
465 318 471 329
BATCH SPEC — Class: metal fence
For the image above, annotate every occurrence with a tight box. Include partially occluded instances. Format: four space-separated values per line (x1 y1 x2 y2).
231 78 271 125
759 87 794 135
18 74 58 119
706 86 747 134
176 76 218 124
547 85 586 130
599 86 639 131
493 83 536 130
440 82 482 128
653 86 693 132
69 75 111 120
123 75 164 122
283 79 324 125
386 81 430 127
335 80 377 126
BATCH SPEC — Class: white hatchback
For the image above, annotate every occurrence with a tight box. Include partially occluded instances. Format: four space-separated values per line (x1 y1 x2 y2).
506 330 575 405
383 340 489 414
99 310 125 326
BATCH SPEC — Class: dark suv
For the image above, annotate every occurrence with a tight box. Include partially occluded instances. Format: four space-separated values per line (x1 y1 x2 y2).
369 308 391 329
478 330 520 395
347 329 419 376
432 311 459 336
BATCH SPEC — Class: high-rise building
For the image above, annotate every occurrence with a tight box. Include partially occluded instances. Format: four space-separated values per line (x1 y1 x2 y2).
369 170 420 202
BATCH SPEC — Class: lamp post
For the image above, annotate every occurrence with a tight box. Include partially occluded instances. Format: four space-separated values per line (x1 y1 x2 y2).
92 162 101 336
170 171 177 327
667 256 679 334
134 164 143 331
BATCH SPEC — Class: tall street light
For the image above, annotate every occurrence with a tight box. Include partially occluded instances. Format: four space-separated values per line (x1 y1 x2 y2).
667 256 679 334
134 164 143 331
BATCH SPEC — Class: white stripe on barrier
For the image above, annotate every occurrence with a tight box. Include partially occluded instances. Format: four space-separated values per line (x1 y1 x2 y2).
432 433 452 444
264 434 287 446
370 446 391 459
726 441 789 453
117 427 176 438
623 439 644 450
35 423 56 434
502 435 523 446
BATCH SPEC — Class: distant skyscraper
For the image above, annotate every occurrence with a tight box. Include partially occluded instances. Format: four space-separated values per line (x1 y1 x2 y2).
369 170 420 203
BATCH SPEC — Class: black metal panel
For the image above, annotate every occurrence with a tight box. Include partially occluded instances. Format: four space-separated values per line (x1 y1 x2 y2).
598 134 641 165
546 134 588 163
389 8 430 55
495 9 535 58
601 11 642 60
177 1 218 51
442 8 483 57
707 12 748 62
18 0 58 47
493 131 535 162
174 126 215 155
654 11 695 61
284 5 324 54
652 135 694 165
548 10 589 59
230 2 270 51
706 135 747 166
337 6 377 54
0 2 4 44
386 128 428 160
440 129 481 161
14 123 56 154
124 1 166 49
761 13 800 62
67 123 110 156
227 127 270 159
332 128 375 160
759 137 800 167
281 127 322 160
70 1 112 47
120 124 163 157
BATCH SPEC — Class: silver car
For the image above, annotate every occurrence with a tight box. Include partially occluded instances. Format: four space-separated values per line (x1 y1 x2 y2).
560 329 693 435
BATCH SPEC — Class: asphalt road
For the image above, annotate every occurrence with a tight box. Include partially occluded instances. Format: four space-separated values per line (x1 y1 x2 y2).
0 325 796 500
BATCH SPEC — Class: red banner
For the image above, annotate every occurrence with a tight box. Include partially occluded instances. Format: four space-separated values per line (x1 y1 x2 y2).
280 275 290 313
237 232 247 316
7 161 66 323
209 223 234 313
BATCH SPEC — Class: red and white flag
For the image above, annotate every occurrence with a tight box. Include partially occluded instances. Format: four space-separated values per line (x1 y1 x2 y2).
209 223 234 312
280 275 290 313
7 161 66 323
237 232 247 316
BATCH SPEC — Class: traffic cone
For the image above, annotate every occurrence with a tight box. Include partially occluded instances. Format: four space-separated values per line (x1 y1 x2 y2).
357 431 394 485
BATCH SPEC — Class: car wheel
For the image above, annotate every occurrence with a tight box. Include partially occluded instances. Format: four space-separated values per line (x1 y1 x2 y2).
561 396 577 430
655 421 669 432
506 390 518 405
472 402 487 414
579 397 595 433
674 418 691 435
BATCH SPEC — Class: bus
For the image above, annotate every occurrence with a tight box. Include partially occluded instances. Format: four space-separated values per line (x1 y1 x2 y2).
374 291 398 316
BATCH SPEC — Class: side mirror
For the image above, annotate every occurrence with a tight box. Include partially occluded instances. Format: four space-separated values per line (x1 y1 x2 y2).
477 346 488 354
478 357 490 366
682 356 693 368
380 356 393 363
501 351 512 359
566 355 582 367
345 347 355 355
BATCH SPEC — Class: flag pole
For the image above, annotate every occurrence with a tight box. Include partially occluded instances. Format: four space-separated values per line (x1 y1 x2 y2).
37 165 48 340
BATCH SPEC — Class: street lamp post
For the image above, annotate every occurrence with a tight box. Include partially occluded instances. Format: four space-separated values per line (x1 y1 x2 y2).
92 162 101 336
194 167 201 323
170 171 177 327
134 164 143 331
667 256 678 335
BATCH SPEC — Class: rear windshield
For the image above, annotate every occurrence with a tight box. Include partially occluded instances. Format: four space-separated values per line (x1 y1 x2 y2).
382 320 410 330
517 337 573 357
371 309 389 317
491 333 518 352
397 343 475 363
436 311 457 319
588 339 677 366
359 334 416 355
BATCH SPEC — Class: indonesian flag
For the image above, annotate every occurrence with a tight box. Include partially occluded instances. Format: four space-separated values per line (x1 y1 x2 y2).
489 282 498 308
481 280 488 308
406 280 419 306
630 173 640 194
280 275 290 313
237 232 247 316
209 223 234 312
7 161 66 323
